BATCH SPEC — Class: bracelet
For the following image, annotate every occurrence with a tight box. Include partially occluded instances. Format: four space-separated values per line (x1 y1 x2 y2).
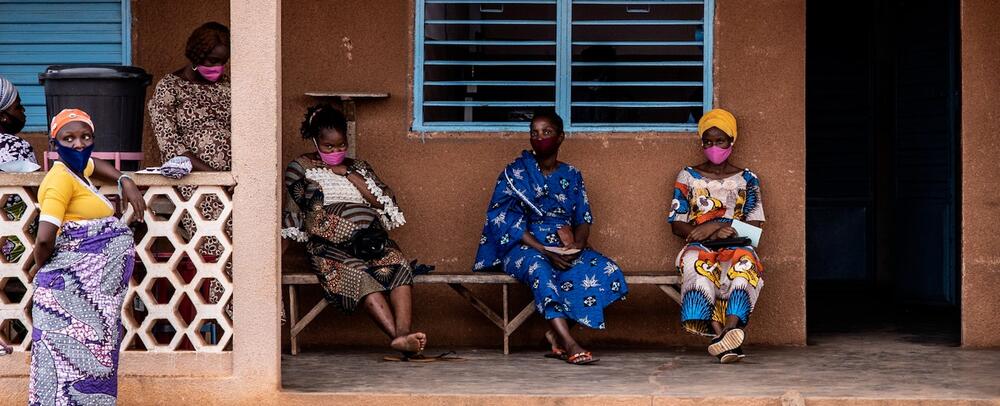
117 174 132 194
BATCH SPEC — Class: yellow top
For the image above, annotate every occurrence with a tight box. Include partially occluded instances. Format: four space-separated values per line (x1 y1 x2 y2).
38 159 115 227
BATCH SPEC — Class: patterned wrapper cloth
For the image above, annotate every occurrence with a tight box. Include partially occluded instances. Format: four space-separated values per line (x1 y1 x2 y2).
29 217 135 406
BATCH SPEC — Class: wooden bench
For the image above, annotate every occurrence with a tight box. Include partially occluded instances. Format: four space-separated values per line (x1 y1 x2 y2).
283 272 681 355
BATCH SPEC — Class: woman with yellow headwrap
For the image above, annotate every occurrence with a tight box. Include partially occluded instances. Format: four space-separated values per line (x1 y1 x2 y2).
667 108 765 364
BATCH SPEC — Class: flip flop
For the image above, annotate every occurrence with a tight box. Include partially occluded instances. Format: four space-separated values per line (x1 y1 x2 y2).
544 349 568 360
382 351 464 363
566 351 599 365
0 344 11 357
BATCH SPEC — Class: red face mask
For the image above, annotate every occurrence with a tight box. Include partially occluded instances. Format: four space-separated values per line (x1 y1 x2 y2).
530 135 561 156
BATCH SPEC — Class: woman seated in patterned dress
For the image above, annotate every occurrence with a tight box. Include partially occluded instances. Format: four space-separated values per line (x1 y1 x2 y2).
475 111 628 365
148 22 233 315
281 104 426 356
668 108 765 364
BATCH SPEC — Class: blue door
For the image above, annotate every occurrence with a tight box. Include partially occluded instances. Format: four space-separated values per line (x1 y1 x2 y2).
0 0 131 132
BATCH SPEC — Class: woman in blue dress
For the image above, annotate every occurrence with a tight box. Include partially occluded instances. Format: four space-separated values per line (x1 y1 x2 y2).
474 111 628 365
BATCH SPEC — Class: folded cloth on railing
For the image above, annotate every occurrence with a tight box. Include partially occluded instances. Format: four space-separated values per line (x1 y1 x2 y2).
160 156 192 179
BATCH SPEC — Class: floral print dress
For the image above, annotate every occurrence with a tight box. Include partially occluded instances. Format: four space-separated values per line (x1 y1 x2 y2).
668 167 765 336
0 132 36 262
475 151 628 329
148 73 232 312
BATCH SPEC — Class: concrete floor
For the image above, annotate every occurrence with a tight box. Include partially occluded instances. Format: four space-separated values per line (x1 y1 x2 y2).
281 331 1000 401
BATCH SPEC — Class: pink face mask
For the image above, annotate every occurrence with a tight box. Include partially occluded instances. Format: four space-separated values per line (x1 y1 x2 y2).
196 65 225 82
704 146 732 165
314 139 347 166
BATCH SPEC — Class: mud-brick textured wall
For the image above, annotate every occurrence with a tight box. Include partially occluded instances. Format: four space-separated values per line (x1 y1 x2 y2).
960 0 1000 347
132 0 806 349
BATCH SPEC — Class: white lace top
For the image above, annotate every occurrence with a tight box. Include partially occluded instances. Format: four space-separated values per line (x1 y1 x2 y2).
304 167 366 205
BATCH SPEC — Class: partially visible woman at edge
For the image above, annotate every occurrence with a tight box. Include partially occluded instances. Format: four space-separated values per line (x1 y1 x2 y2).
475 111 628 366
282 104 426 357
0 76 38 356
25 109 146 404
668 108 765 364
147 21 232 315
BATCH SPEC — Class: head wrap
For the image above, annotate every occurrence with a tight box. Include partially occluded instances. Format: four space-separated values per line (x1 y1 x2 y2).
0 76 18 112
49 109 95 139
697 108 738 142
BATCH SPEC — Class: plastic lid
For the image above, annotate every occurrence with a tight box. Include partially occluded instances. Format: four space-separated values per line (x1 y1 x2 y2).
38 65 151 81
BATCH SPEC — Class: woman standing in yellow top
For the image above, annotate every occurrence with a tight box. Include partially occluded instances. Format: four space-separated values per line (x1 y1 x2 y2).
25 109 145 405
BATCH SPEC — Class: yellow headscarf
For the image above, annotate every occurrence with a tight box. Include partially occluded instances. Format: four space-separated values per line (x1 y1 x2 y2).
697 108 737 142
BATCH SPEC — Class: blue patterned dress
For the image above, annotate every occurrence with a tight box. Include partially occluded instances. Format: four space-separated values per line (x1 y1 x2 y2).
475 151 627 329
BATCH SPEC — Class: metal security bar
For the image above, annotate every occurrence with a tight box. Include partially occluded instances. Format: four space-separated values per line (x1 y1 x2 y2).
413 0 713 132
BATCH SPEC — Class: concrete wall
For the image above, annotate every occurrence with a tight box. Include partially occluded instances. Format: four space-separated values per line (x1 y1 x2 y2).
129 0 805 348
960 0 1000 347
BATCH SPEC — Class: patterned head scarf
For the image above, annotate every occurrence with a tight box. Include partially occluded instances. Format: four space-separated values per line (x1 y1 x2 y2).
49 109 95 138
697 108 738 142
0 76 18 112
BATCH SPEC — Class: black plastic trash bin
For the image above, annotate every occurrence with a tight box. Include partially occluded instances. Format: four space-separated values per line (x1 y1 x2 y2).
38 65 152 170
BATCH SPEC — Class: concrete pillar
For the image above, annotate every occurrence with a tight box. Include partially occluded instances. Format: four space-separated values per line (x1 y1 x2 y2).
961 0 1000 347
230 0 283 389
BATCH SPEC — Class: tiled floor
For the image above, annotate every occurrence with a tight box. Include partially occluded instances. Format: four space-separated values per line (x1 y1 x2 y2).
282 331 1000 400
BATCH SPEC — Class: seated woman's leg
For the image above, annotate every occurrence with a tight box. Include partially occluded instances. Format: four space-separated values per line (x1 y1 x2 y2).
388 285 427 352
679 249 723 337
361 290 426 353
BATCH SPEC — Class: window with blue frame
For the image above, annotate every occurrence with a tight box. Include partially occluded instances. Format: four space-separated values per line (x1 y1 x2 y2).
414 0 713 132
0 0 132 132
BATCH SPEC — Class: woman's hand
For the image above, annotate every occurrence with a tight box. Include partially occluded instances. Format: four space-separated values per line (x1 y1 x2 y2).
686 222 724 242
120 178 146 224
22 256 37 282
545 251 573 270
330 165 350 176
710 226 738 240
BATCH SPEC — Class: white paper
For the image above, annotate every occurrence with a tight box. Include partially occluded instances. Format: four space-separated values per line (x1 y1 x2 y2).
731 219 762 247
134 167 162 174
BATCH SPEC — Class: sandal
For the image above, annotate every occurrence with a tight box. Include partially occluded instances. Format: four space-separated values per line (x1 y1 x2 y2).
544 349 568 360
0 344 11 357
383 351 464 363
566 351 599 365
708 328 745 357
717 348 741 364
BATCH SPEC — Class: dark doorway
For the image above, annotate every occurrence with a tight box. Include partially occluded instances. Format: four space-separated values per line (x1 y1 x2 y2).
806 0 960 343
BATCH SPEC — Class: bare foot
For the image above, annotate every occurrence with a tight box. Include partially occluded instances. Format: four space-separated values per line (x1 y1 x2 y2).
391 332 427 354
544 330 563 352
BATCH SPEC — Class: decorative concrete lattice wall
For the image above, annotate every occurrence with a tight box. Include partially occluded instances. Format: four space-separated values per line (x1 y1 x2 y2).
0 174 234 353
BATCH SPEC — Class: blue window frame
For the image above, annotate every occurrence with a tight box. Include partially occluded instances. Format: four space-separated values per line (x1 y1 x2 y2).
0 0 132 132
414 0 713 132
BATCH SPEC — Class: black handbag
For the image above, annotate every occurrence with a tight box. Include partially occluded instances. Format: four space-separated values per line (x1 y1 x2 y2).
702 237 752 250
350 221 389 260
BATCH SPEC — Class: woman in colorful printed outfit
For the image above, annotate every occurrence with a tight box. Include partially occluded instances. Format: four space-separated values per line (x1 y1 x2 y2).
475 111 627 365
0 75 38 356
282 104 426 356
0 76 40 271
668 108 764 364
26 109 146 404
148 22 232 314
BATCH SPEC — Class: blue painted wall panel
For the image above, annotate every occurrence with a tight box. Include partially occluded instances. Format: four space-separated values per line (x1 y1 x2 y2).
0 1 129 132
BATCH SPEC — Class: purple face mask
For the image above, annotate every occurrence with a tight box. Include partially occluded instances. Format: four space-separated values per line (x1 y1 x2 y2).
196 65 225 82
314 139 347 166
704 146 732 165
